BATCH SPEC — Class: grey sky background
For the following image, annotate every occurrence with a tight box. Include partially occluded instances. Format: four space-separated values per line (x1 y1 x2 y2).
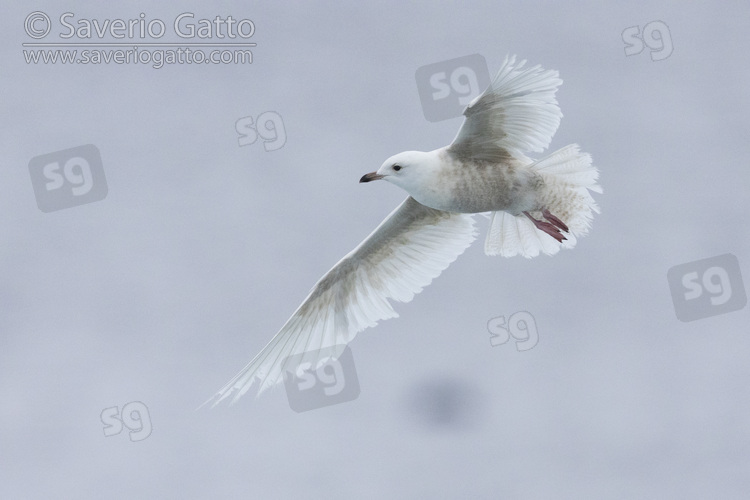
2 1 750 498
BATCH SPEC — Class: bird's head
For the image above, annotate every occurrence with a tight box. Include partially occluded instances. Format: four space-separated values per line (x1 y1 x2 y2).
360 150 436 194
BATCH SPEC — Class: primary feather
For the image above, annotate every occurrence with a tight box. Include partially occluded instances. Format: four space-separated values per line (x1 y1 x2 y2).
205 197 476 406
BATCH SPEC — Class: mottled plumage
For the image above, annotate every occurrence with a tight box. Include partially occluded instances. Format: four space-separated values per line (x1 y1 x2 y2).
205 55 600 407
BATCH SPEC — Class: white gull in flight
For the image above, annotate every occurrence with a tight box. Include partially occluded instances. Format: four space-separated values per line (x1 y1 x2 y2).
205 55 601 407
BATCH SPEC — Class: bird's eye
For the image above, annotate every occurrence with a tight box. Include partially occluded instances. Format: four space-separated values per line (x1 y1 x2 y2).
393 165 402 171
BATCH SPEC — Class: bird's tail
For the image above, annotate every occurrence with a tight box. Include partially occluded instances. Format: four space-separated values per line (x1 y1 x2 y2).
484 144 601 258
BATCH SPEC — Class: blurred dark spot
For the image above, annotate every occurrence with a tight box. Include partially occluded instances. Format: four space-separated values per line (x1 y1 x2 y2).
404 376 482 430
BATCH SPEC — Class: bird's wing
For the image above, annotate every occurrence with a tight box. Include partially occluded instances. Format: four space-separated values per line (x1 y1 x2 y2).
448 55 563 163
205 196 477 407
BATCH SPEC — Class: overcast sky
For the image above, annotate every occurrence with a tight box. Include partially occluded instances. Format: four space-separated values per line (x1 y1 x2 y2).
2 1 750 498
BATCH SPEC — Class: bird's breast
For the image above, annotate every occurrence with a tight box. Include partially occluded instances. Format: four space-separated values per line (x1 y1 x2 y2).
414 161 543 214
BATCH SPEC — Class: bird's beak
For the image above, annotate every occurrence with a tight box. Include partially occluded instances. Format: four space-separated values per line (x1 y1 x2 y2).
359 172 384 183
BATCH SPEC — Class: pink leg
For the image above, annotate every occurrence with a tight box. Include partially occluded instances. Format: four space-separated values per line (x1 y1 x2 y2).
542 209 569 232
523 211 567 243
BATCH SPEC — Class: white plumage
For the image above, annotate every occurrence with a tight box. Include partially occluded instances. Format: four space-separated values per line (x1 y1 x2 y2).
205 55 600 407
205 198 477 406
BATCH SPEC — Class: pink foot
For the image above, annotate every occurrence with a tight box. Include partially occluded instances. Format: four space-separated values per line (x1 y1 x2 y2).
542 209 569 232
523 211 568 243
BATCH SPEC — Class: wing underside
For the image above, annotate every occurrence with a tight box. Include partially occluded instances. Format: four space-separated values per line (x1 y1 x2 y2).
205 196 477 406
449 55 563 163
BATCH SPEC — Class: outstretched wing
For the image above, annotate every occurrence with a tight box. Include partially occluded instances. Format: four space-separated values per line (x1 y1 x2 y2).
205 197 477 407
448 55 563 163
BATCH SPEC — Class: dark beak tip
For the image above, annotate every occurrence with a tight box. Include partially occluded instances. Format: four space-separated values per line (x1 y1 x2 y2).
359 172 381 183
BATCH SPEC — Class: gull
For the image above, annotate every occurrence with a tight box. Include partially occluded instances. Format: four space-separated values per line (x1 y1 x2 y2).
205 55 601 407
